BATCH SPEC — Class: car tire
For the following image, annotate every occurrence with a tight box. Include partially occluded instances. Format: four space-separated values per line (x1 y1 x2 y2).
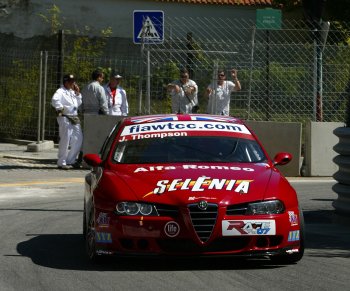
85 207 98 261
83 203 87 239
270 208 305 264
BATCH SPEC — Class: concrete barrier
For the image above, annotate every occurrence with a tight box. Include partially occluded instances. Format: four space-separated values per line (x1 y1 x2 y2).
82 114 122 155
83 115 302 176
245 121 302 177
303 121 344 176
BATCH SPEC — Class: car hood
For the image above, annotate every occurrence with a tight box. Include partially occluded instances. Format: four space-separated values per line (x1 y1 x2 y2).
106 163 275 206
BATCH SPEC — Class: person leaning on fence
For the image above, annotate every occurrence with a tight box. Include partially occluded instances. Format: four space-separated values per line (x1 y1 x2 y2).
104 74 129 116
206 69 241 116
51 74 83 169
81 69 108 114
167 68 199 114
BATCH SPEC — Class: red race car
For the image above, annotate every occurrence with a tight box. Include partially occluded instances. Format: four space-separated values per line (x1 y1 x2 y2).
83 114 304 264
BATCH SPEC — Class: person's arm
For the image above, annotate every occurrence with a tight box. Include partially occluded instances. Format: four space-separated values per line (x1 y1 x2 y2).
51 89 64 114
121 89 129 116
205 85 213 98
73 83 82 107
167 82 180 94
98 86 109 114
231 69 241 91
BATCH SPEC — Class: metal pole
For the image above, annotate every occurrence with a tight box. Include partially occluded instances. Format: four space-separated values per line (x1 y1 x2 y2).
57 29 64 88
41 51 48 142
265 30 270 121
210 60 219 114
146 50 151 114
316 32 323 122
37 51 43 143
247 25 256 120
137 17 147 115
313 39 317 121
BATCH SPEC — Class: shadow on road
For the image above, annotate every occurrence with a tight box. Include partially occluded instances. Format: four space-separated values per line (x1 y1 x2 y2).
303 209 350 258
15 234 283 271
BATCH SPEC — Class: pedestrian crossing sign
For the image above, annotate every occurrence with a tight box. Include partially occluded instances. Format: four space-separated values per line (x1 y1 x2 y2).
133 10 164 44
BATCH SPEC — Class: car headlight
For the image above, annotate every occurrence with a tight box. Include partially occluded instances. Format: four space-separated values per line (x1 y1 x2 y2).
115 202 158 216
246 200 285 215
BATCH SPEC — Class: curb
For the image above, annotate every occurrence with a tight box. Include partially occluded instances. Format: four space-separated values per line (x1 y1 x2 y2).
1 154 57 161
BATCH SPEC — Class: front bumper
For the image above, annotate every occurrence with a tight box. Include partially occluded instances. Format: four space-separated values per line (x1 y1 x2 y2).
93 206 302 257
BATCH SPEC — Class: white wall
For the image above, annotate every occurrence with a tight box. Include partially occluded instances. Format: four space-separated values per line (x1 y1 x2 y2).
0 0 256 38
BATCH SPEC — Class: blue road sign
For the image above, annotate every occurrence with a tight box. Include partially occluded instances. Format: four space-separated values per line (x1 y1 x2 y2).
133 10 164 44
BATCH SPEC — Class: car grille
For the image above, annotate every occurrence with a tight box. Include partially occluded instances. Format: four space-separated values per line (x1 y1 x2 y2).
156 204 179 218
188 203 218 242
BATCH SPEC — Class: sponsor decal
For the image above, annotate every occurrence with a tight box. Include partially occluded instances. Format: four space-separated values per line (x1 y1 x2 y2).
119 121 252 142
143 177 253 198
164 221 180 237
222 220 276 236
188 196 216 201
96 212 110 227
134 164 254 173
119 131 187 142
96 250 114 255
121 121 251 136
95 232 112 243
288 211 298 226
288 230 300 242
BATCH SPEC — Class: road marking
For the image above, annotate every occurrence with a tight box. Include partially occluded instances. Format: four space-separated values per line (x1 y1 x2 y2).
0 178 84 187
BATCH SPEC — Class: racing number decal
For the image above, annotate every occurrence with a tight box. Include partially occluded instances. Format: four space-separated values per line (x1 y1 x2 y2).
222 220 276 236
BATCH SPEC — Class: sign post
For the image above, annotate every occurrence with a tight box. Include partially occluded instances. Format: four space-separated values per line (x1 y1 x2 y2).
256 9 282 120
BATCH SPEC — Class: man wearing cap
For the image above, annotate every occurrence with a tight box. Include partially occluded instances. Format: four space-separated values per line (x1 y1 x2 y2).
104 74 129 116
51 74 83 169
81 69 109 115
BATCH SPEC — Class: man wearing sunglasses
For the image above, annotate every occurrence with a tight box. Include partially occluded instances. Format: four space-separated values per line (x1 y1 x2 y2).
206 69 241 116
167 68 198 114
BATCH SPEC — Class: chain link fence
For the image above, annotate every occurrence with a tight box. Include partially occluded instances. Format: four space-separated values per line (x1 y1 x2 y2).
0 17 349 142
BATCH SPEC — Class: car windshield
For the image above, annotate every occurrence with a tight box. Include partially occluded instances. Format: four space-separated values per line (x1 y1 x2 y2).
113 136 266 164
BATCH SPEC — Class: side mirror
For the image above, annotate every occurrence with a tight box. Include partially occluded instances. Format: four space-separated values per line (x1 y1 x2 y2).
83 154 102 167
273 152 292 166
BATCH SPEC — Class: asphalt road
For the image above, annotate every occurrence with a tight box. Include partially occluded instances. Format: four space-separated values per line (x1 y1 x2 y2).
0 169 349 291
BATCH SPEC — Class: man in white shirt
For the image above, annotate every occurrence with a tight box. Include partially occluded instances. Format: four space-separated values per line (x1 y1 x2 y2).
104 74 129 116
167 68 198 114
206 69 241 116
51 74 83 169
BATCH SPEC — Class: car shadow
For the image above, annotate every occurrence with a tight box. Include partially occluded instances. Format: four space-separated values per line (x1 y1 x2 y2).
15 234 282 271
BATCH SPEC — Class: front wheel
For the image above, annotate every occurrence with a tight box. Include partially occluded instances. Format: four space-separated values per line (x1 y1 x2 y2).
270 209 305 264
85 207 98 261
83 203 87 239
